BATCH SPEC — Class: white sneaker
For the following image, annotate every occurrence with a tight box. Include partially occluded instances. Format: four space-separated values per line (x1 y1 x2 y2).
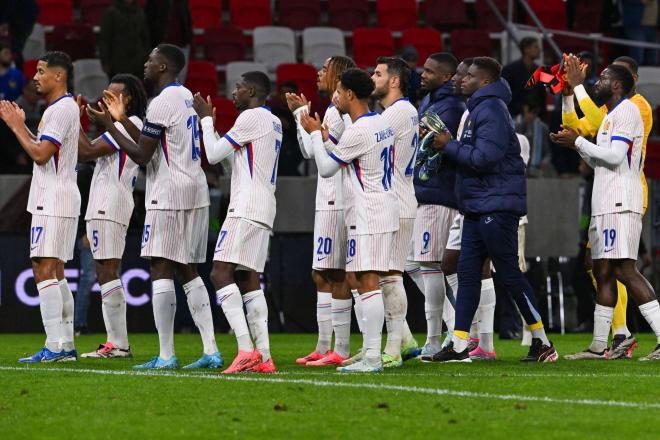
639 344 660 361
564 348 607 360
81 342 132 358
341 347 364 366
337 357 383 373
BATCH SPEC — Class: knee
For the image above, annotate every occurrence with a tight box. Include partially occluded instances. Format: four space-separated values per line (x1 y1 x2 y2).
32 259 57 283
96 262 119 285
210 264 233 289
440 259 455 275
612 264 635 284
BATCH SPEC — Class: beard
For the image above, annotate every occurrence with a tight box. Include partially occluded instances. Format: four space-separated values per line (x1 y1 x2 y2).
593 87 613 106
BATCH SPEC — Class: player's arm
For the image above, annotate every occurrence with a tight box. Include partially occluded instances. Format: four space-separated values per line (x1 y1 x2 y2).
200 117 235 164
290 97 314 159
102 91 142 143
300 111 341 177
575 136 628 167
442 114 508 172
562 55 602 137
77 126 116 162
0 100 58 165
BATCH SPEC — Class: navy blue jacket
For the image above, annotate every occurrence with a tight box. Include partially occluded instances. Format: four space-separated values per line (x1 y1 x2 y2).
413 81 466 208
443 79 527 216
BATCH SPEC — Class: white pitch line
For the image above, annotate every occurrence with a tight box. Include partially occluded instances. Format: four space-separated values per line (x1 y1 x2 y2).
274 370 660 379
1 366 659 410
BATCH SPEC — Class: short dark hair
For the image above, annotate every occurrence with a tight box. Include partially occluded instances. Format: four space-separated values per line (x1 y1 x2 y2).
472 57 502 81
376 56 411 94
40 51 74 92
519 37 538 53
340 68 374 99
241 71 271 99
155 43 186 75
613 56 639 75
461 57 475 67
428 52 459 74
110 73 148 119
606 64 635 95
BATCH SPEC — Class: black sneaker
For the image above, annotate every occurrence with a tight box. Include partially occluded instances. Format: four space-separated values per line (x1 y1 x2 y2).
420 342 471 363
520 338 558 362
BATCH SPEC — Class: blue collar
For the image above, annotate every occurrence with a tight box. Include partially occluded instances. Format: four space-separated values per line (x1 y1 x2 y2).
161 82 181 91
260 105 271 112
48 93 73 107
607 98 627 114
392 97 409 105
356 111 377 121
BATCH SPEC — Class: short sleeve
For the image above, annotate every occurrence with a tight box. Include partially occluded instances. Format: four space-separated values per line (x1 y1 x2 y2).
103 116 144 150
143 96 173 138
224 109 265 148
329 126 364 165
39 101 76 146
324 106 345 145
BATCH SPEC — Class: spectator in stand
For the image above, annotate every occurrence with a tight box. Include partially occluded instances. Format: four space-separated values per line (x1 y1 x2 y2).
623 0 658 65
145 0 192 82
15 80 45 134
0 41 23 101
577 51 599 93
502 37 546 119
400 45 422 105
515 98 553 177
269 81 304 176
0 0 38 69
99 0 150 79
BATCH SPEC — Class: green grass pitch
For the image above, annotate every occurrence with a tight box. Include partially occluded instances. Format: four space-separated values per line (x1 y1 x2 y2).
1 333 659 439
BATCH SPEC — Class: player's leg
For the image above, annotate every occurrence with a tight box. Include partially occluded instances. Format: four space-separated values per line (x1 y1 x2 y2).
380 270 407 368
236 270 275 372
297 269 332 363
440 213 463 348
56 261 76 359
471 261 496 360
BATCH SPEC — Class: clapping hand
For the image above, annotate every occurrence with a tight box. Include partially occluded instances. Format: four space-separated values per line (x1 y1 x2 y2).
300 110 329 142
86 102 114 131
192 93 216 122
565 54 587 89
285 92 309 112
0 100 25 130
550 124 581 148
102 90 127 121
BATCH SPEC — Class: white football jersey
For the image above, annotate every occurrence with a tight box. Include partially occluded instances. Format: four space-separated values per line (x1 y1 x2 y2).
382 98 419 219
456 109 469 139
85 116 143 225
224 106 283 228
330 112 399 234
142 83 209 210
592 99 644 215
28 94 81 218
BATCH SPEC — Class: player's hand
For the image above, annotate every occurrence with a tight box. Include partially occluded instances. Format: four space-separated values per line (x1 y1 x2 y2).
0 100 24 129
285 92 309 112
561 81 574 96
10 101 26 124
549 124 581 148
102 90 127 121
300 110 324 134
75 94 86 118
193 93 213 119
565 55 586 88
432 131 451 150
86 102 114 130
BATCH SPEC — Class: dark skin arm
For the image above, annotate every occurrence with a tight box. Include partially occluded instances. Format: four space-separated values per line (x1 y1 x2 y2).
0 100 57 165
102 91 142 144
87 102 157 166
549 124 581 149
77 126 116 162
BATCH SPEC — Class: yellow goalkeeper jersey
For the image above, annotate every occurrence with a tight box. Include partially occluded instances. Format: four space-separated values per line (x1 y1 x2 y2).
562 84 653 213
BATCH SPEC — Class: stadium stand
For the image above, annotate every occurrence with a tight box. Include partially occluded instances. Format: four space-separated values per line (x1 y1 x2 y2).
526 0 568 30
46 24 96 61
302 27 346 69
637 66 660 107
80 0 113 27
376 0 418 31
73 58 109 101
253 26 297 71
199 27 246 65
328 0 370 31
278 0 321 30
450 29 494 60
276 63 318 102
229 0 273 30
209 96 239 135
225 61 268 96
475 0 513 31
37 0 74 26
22 24 46 61
185 60 219 97
401 28 443 67
352 27 395 68
424 0 469 30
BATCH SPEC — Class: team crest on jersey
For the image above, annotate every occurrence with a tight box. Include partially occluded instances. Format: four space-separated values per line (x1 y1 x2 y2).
601 120 610 136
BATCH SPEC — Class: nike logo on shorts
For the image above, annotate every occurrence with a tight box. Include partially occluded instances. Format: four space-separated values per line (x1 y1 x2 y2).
485 217 493 224
317 256 328 261
30 245 38 251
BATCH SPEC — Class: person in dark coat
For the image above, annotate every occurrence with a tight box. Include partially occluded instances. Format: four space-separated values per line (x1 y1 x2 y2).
427 57 558 363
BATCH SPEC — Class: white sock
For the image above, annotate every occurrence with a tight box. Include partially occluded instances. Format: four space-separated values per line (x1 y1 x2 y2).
217 284 253 352
315 291 332 353
477 278 496 352
521 316 533 346
469 320 479 339
101 279 129 349
352 289 364 333
402 320 414 345
531 326 550 346
405 261 424 294
444 273 457 335
590 304 614 353
381 275 407 357
451 332 469 352
58 279 75 351
639 300 660 344
152 279 176 360
331 298 352 358
421 264 444 348
38 279 63 352
183 277 218 355
243 290 270 362
360 290 385 362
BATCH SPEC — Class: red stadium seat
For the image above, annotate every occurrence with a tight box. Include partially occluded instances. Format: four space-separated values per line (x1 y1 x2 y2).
22 59 39 81
200 27 246 65
526 0 567 30
229 0 272 30
401 28 443 66
278 0 320 30
46 24 96 61
424 0 469 30
37 0 74 26
80 0 113 26
210 96 239 135
185 60 218 97
573 2 603 33
474 0 513 32
551 35 595 57
276 63 318 102
190 0 222 29
449 29 494 60
328 0 369 31
352 28 395 69
376 0 417 31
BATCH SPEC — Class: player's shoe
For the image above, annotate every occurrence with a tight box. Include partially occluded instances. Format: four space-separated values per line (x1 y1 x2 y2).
222 350 260 374
467 337 480 353
246 358 276 373
81 342 133 359
133 356 179 369
341 348 365 366
295 351 328 365
183 352 224 369
520 338 558 362
337 358 383 373
382 353 403 368
564 349 607 360
18 347 65 363
639 344 660 361
469 346 497 361
421 341 471 363
606 335 638 360
58 349 78 362
401 338 421 361
418 342 441 358
306 351 348 366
